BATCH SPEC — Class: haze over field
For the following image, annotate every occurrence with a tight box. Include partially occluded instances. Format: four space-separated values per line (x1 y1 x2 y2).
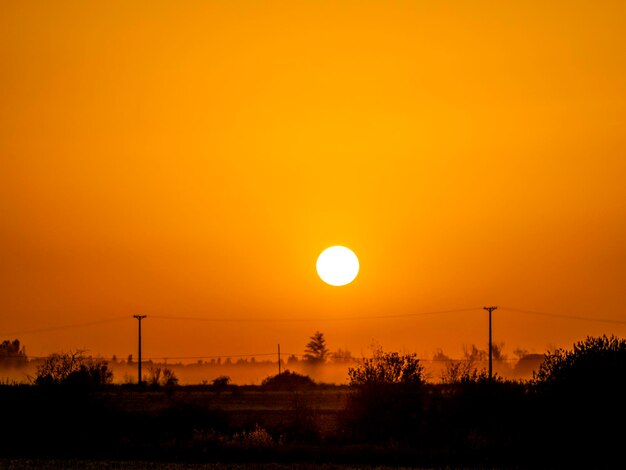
1 1 626 362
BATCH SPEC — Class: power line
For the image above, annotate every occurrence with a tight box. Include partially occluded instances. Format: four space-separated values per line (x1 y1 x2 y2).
0 316 129 337
2 306 624 340
150 307 483 323
499 307 626 325
142 352 289 361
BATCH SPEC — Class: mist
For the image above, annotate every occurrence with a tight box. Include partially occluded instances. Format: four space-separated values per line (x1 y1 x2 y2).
0 351 544 385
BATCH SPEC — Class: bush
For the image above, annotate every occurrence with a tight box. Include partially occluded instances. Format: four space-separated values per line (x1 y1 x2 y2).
534 334 626 388
532 335 626 466
261 371 315 390
212 375 231 388
34 351 112 388
233 424 274 448
147 366 179 388
344 348 425 443
348 349 424 387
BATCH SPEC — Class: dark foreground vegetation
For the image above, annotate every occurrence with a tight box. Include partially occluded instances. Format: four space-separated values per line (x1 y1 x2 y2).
0 335 624 469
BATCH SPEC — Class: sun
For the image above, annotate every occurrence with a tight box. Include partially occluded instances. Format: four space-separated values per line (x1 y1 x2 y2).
316 246 360 286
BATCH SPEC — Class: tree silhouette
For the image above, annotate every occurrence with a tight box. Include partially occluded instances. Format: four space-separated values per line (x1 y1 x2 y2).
34 351 112 387
463 344 487 362
330 348 353 363
146 366 178 387
0 339 27 366
303 331 328 363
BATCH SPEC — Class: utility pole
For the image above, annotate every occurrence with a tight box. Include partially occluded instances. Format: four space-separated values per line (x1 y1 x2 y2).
133 315 147 385
277 344 281 376
483 306 497 379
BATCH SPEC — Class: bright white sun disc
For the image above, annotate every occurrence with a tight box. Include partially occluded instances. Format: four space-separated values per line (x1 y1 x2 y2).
316 246 359 286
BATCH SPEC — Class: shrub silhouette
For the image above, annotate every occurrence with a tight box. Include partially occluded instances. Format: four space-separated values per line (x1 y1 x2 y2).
532 335 626 466
210 375 232 396
344 348 425 443
35 351 112 388
348 349 424 387
147 366 179 388
261 370 315 390
212 375 231 388
534 334 626 387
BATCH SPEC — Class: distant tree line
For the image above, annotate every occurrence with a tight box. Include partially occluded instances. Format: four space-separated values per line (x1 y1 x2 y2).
0 339 27 367
2 330 542 381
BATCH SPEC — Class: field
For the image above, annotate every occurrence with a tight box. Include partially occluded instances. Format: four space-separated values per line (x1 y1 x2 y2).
97 386 349 436
0 461 430 470
2 383 526 468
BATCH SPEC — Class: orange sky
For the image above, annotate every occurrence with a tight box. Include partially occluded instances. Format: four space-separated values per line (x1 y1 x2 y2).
1 0 626 363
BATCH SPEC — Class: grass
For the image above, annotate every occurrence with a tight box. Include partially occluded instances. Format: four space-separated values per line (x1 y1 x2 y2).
0 461 438 470
95 387 348 435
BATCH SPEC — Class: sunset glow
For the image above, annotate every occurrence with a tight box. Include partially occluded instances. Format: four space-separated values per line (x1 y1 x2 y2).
0 0 625 370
